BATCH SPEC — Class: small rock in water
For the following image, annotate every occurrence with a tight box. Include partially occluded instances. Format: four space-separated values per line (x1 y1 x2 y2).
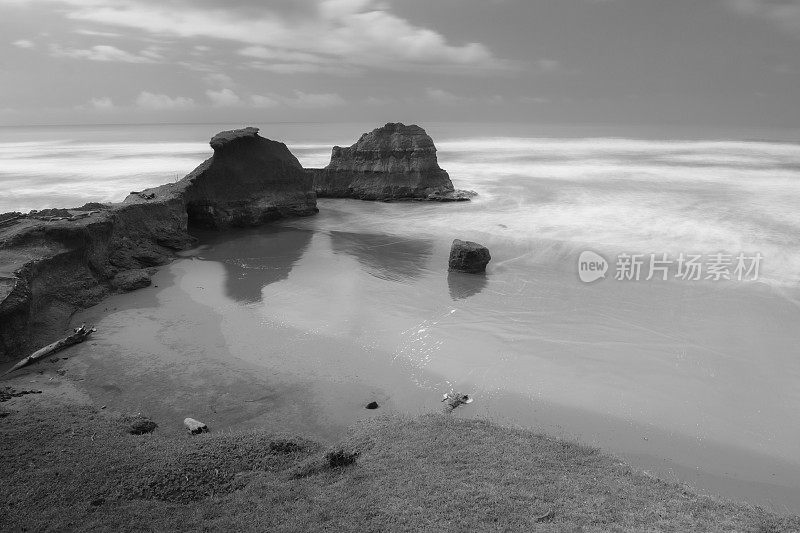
441 392 474 412
448 239 491 273
184 417 209 434
129 417 158 435
365 401 380 410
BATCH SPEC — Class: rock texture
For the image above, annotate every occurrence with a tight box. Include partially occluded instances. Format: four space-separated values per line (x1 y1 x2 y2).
0 127 317 362
310 123 471 201
129 127 317 229
111 269 154 292
448 240 491 274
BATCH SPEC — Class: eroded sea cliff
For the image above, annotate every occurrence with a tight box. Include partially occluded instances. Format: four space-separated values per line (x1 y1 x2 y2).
0 127 317 361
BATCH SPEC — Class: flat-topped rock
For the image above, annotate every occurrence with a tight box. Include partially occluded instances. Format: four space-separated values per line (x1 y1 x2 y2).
210 127 260 151
310 123 461 201
124 127 317 229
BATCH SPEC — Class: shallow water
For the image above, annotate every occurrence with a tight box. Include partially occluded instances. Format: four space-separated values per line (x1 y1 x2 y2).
181 205 800 511
3 123 800 511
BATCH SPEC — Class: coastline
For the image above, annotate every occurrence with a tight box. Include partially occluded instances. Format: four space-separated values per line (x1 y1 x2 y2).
2 125 800 529
3 217 800 519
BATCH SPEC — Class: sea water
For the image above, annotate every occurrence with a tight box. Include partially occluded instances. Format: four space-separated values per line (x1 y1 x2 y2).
2 122 800 511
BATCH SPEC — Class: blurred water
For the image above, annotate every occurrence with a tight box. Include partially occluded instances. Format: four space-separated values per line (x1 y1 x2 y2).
4 122 800 508
2 123 798 285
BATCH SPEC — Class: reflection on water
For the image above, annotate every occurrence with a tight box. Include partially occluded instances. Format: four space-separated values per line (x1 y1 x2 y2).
329 231 433 283
447 271 488 300
177 200 800 512
196 227 313 303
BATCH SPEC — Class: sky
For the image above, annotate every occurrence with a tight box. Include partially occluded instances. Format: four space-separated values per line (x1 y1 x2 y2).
0 0 799 130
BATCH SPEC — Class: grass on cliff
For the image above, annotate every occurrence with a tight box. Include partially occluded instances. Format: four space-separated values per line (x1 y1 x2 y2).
1 405 798 532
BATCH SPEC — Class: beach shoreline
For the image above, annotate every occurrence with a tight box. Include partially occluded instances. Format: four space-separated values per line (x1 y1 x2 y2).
3 217 800 517
2 123 800 529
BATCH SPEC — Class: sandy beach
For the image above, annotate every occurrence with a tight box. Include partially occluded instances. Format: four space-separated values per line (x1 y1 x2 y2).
4 196 800 516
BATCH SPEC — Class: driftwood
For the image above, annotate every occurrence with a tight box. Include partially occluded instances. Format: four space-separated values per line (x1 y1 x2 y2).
2 324 96 377
441 392 473 412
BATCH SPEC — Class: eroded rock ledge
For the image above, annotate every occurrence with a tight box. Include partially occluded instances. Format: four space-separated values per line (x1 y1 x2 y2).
310 123 474 201
0 127 317 362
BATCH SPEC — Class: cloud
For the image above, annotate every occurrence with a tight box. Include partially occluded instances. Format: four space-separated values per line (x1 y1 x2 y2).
426 88 509 106
39 0 509 73
203 72 235 88
238 46 325 64
88 96 114 110
74 29 121 37
536 58 561 72
285 90 345 108
244 60 353 75
250 94 280 109
49 43 159 63
425 88 473 105
520 96 550 104
205 88 241 107
365 95 396 106
136 91 194 109
12 39 35 49
250 90 346 109
726 0 800 34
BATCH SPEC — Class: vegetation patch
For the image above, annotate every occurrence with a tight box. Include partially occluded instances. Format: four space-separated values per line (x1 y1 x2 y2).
1 406 798 532
128 416 158 435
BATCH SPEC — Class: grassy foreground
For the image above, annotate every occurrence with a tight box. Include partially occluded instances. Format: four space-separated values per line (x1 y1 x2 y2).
1 405 798 532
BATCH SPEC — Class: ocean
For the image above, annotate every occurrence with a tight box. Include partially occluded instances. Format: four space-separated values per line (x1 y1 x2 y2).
3 122 800 511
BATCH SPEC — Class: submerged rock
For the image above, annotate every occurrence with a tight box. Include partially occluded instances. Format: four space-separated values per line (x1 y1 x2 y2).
366 401 380 410
310 123 459 201
426 189 477 202
448 240 491 273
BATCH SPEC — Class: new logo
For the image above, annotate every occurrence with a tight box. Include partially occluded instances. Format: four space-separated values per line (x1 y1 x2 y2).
578 251 608 283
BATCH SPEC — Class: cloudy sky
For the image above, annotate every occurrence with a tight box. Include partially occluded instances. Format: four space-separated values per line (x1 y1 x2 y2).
1 0 799 129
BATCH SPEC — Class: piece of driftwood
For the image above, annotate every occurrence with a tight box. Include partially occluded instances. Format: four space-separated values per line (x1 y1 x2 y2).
184 417 209 434
2 324 96 377
441 392 473 412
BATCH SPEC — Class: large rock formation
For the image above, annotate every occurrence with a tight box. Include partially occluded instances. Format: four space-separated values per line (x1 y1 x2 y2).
310 123 472 201
0 127 317 362
128 127 317 228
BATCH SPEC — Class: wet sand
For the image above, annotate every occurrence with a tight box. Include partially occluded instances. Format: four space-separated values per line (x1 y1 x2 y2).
4 199 800 514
